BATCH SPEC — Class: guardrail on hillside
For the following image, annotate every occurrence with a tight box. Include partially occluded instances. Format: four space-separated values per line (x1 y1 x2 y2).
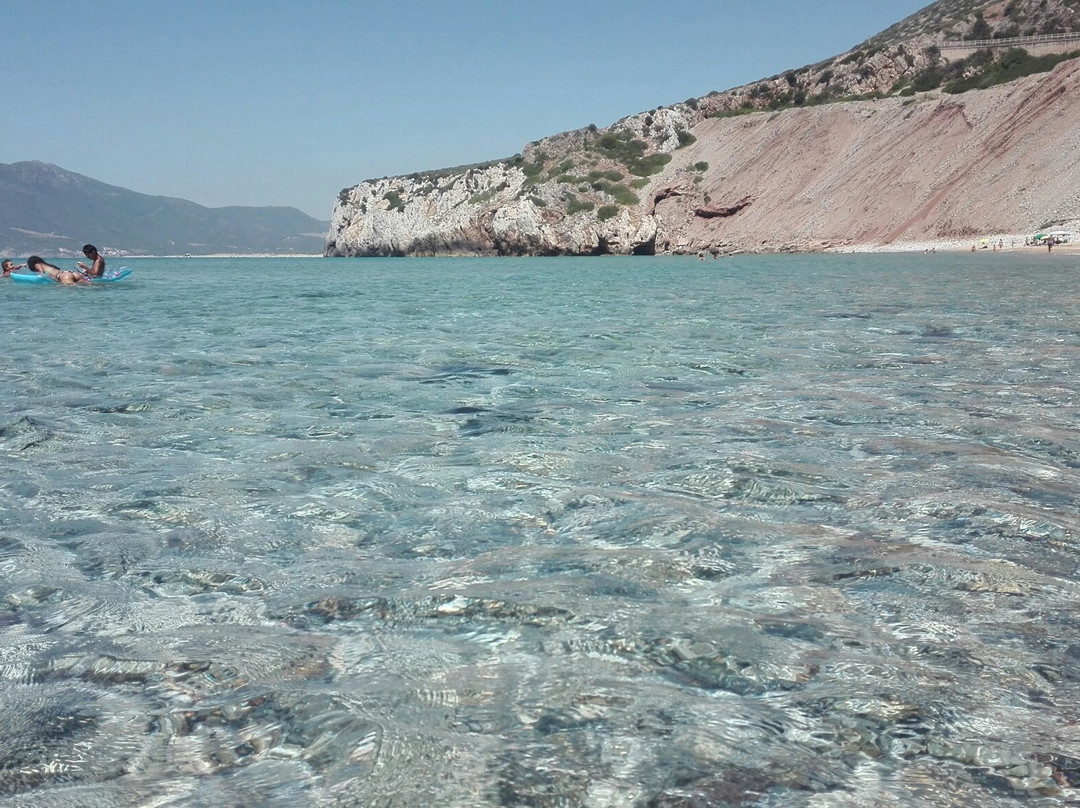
940 31 1080 50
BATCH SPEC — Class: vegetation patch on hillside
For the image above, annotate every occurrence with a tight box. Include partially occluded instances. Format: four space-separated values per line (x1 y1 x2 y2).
468 182 510 206
942 47 1080 92
591 180 639 206
588 131 673 177
691 0 1080 119
565 195 595 215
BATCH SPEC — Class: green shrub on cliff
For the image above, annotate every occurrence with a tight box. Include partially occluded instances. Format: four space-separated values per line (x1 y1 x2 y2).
469 182 509 205
566 197 595 215
597 204 620 221
944 47 1080 92
548 160 575 177
709 107 760 119
588 132 672 177
911 64 946 91
592 180 639 206
522 154 547 178
676 131 697 148
628 153 672 177
905 45 1077 96
965 12 992 40
593 132 645 162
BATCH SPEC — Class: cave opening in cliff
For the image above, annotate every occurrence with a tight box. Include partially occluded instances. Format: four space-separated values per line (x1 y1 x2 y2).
591 238 613 256
632 236 656 256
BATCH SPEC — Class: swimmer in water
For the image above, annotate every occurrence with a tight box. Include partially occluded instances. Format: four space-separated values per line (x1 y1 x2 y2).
2 258 26 277
77 244 105 278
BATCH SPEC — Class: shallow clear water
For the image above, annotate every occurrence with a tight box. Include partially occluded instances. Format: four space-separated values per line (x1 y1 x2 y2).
1 253 1079 807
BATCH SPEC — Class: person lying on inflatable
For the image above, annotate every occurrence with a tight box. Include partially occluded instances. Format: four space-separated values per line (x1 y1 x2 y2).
27 256 89 284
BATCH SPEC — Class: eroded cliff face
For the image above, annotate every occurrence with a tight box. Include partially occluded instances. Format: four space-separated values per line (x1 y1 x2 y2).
326 106 695 258
326 59 1080 257
326 161 651 258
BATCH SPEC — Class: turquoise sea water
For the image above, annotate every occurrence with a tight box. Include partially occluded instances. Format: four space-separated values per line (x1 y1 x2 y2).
1 254 1079 807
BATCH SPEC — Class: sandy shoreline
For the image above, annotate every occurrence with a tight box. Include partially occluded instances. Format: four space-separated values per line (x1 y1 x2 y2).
829 227 1080 255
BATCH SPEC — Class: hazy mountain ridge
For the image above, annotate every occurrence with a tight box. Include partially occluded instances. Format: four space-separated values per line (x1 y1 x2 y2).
0 161 328 256
328 0 1080 256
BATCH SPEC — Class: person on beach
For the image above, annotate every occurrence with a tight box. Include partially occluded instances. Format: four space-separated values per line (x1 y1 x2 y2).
26 256 89 284
1 258 26 277
76 244 105 278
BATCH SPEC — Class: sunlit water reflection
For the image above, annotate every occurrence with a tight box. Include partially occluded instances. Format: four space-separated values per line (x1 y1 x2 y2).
1 254 1079 806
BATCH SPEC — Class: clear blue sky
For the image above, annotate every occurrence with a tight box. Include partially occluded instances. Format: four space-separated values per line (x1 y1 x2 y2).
2 0 928 219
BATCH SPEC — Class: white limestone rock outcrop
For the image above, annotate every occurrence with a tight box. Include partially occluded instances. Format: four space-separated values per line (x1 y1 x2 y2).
327 158 660 257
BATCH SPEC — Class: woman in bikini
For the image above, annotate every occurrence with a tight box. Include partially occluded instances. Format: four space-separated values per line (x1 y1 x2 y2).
26 256 89 284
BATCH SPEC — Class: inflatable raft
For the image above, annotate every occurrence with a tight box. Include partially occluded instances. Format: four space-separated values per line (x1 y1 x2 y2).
11 268 133 285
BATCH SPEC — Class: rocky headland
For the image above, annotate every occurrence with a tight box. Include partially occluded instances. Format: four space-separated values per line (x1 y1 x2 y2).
327 0 1080 257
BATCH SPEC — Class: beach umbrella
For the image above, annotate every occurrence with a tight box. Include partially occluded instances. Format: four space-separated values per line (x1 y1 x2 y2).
1034 233 1048 240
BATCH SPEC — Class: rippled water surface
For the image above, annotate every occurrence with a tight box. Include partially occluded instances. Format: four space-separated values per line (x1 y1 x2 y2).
2 254 1080 807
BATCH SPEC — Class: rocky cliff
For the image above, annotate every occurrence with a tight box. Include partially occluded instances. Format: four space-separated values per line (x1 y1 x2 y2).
327 0 1080 257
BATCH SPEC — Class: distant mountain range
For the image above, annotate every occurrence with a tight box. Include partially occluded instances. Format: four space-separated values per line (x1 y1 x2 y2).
0 161 329 257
